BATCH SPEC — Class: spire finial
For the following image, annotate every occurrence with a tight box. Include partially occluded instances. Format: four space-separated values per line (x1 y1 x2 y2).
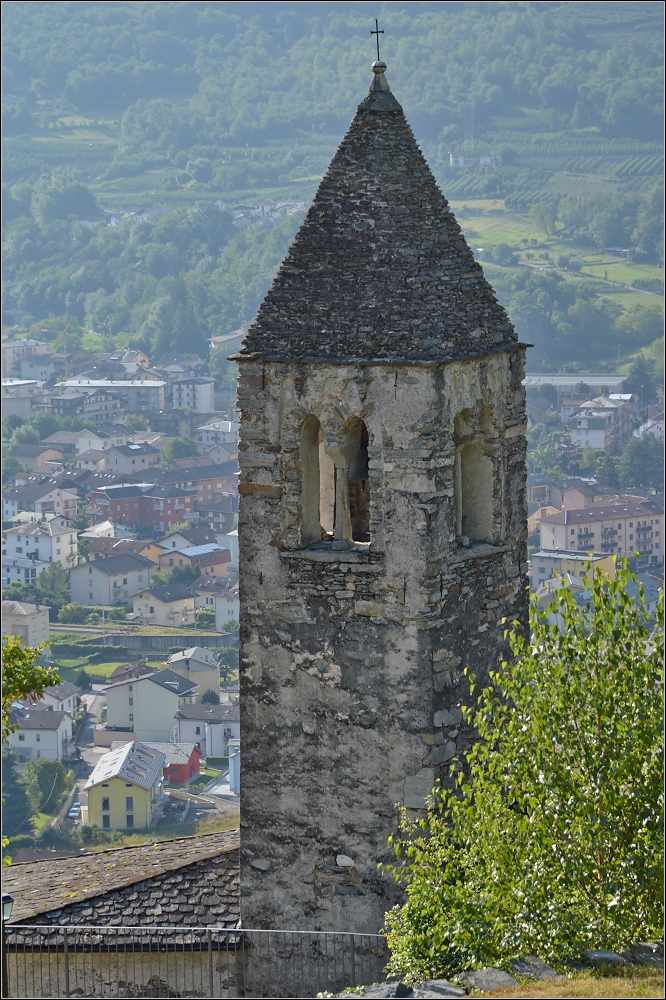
371 18 384 61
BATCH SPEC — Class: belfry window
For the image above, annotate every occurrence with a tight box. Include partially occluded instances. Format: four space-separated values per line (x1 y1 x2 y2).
454 411 494 544
300 415 370 546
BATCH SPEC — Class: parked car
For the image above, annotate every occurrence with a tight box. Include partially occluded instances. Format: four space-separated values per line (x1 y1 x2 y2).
68 804 81 819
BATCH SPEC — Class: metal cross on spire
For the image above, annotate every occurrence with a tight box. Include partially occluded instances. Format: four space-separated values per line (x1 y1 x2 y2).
371 18 384 61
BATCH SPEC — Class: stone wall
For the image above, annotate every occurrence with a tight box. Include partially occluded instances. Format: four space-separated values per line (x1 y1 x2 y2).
238 350 527 933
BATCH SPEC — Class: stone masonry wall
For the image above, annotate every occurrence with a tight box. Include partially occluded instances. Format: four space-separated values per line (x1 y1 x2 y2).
238 350 528 933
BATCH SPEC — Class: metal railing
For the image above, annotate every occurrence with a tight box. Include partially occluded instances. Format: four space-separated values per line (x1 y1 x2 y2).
4 925 388 999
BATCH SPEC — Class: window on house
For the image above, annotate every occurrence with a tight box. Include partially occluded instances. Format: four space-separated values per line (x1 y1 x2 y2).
102 797 110 811
570 529 574 535
129 713 134 722
18 734 25 741
126 815 134 829
195 726 201 735
36 734 40 742
102 815 110 829
129 698 133 705
126 796 134 811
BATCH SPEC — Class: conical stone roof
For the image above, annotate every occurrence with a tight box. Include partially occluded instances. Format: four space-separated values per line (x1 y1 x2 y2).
240 62 518 364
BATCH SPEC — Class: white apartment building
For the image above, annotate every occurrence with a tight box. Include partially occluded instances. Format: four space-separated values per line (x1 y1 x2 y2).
6 708 74 764
75 426 129 453
2 483 78 520
63 380 166 413
539 499 663 564
1 600 50 646
105 443 161 474
4 519 78 569
172 703 239 757
37 680 79 715
215 584 239 628
69 553 152 605
173 377 215 413
198 419 239 447
105 669 197 742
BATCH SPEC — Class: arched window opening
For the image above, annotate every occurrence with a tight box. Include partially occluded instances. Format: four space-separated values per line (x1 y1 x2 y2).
349 422 370 541
300 416 323 546
300 415 370 547
454 411 494 544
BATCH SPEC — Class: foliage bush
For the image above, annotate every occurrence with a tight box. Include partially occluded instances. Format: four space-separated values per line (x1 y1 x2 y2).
384 564 663 980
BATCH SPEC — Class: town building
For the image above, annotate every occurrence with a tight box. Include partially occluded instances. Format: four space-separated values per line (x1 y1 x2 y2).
88 483 196 532
105 442 161 474
40 431 80 457
140 742 200 785
2 556 50 589
158 527 219 552
84 741 165 831
527 505 560 536
538 499 663 564
160 462 239 506
131 583 195 627
6 707 74 764
105 668 197 742
173 703 239 756
191 577 240 624
11 444 65 470
75 449 106 471
1 600 50 646
74 426 130 453
62 378 166 412
2 339 51 372
196 496 238 535
50 386 123 421
236 59 528 931
522 374 626 403
18 356 56 381
108 660 155 685
198 419 240 447
561 479 619 510
167 646 221 702
35 680 80 714
569 395 635 454
528 549 617 589
2 482 78 519
157 542 230 578
172 376 215 413
69 553 153 606
209 329 244 354
86 536 159 562
3 518 78 569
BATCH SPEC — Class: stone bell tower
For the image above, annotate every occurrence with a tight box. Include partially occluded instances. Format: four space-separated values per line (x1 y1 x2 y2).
235 59 528 933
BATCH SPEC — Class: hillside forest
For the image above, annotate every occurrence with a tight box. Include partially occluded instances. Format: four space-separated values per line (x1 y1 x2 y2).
2 2 663 379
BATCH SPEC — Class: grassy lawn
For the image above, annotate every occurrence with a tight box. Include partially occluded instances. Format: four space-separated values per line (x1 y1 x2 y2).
474 966 664 998
31 812 55 834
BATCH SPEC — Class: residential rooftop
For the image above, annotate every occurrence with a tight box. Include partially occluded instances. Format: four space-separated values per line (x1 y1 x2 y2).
4 831 239 924
84 741 165 791
174 703 240 722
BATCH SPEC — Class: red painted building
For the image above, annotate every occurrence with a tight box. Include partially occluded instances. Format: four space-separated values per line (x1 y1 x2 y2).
89 484 196 531
142 742 200 785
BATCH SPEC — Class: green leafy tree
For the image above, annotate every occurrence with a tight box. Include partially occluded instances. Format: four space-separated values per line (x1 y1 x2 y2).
528 201 556 237
218 646 238 683
76 668 92 690
10 424 40 448
594 451 620 489
384 564 663 979
619 435 664 491
22 759 69 815
624 354 659 406
58 603 91 624
124 414 149 431
1 635 59 741
69 503 92 531
25 411 60 440
161 436 199 465
201 689 220 704
36 562 70 618
2 412 25 439
1 746 32 838
3 454 22 478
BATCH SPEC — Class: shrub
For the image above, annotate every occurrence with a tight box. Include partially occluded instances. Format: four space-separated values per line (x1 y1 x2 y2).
384 563 663 980
201 689 220 704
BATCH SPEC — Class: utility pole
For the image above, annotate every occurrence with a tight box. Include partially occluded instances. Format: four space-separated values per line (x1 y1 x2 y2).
102 607 106 645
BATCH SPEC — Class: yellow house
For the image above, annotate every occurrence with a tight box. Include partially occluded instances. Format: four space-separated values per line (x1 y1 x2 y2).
167 646 220 703
84 742 165 831
137 541 167 565
529 549 616 590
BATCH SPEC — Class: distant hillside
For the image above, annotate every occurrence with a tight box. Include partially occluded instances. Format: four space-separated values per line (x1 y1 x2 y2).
1 2 663 379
